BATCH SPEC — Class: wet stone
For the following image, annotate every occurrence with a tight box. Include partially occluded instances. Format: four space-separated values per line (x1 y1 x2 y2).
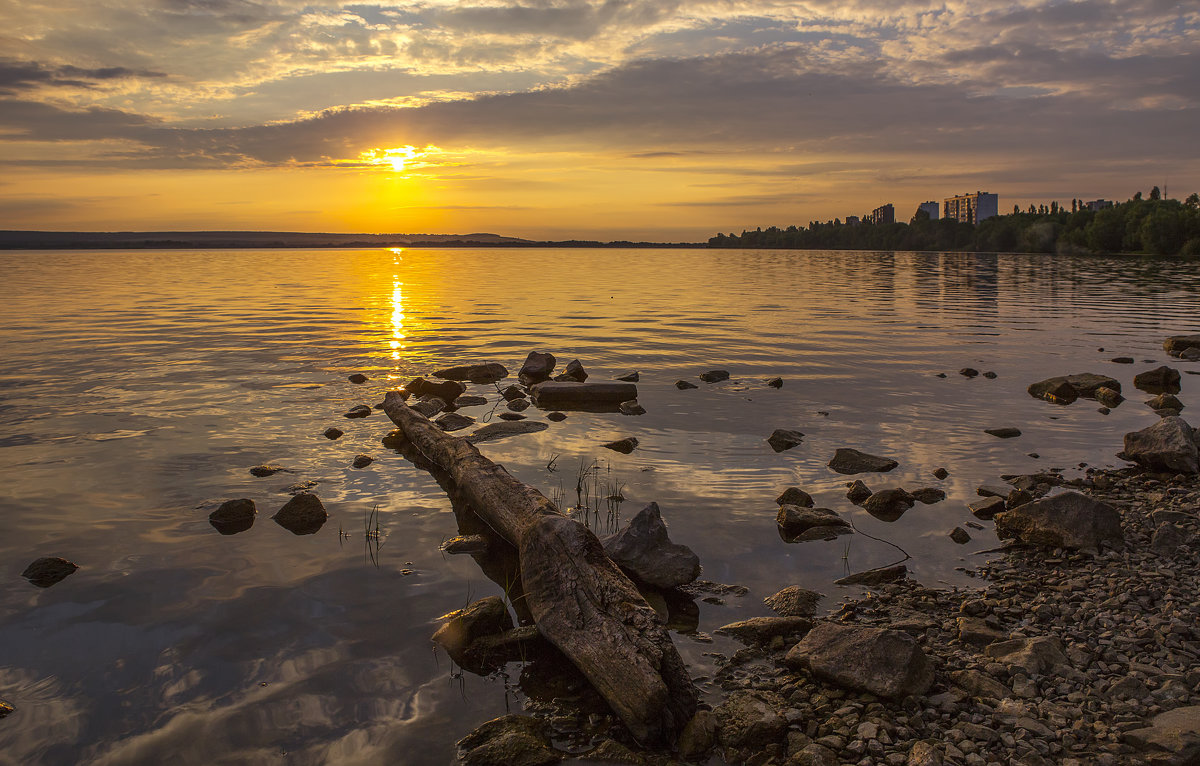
498 412 526 421
776 487 814 507
602 436 639 454
615 371 639 382
440 535 489 554
249 464 287 477
933 467 950 480
344 404 372 418
348 373 368 384
700 370 730 383
764 586 823 618
766 377 784 388
767 428 805 452
352 454 373 469
209 498 256 534
21 556 78 588
323 427 344 440
828 448 899 475
546 411 567 422
949 526 971 544
985 427 1022 439
507 398 530 412
846 480 873 505
466 421 548 443
435 412 476 432
675 379 699 390
619 400 646 416
272 492 328 535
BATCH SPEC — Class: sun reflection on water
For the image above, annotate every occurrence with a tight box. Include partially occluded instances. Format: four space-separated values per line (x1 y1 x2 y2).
390 248 405 363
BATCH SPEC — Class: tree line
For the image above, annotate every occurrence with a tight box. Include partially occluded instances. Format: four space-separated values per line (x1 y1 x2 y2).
708 189 1200 256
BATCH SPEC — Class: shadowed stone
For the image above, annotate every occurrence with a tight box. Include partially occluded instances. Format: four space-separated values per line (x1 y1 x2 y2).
209 498 256 535
344 404 372 418
675 380 698 390
272 492 328 535
699 370 730 383
323 427 344 439
994 491 1122 550
601 502 700 589
21 556 78 588
775 487 814 507
1134 365 1182 395
602 436 639 454
518 351 557 385
716 616 812 644
784 622 933 699
828 448 898 474
434 362 509 383
767 428 804 452
764 586 823 617
835 564 907 586
1122 416 1198 473
456 714 561 766
864 488 915 522
466 421 549 443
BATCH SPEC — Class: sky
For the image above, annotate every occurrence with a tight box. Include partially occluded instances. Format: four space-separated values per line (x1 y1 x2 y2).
1 0 1197 240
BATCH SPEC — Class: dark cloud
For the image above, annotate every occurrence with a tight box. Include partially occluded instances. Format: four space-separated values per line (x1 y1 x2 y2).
0 59 166 95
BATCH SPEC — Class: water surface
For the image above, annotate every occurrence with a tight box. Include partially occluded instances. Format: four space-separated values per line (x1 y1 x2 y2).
1 248 1196 764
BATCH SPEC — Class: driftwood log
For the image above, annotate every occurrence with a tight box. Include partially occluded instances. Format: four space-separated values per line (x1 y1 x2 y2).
382 391 697 745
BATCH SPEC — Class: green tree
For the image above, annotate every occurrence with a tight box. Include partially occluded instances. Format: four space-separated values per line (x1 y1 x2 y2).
1140 209 1184 255
1086 207 1124 252
1150 186 1161 201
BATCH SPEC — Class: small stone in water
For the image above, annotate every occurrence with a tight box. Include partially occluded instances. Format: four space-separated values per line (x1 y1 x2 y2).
348 373 368 384
323 427 343 440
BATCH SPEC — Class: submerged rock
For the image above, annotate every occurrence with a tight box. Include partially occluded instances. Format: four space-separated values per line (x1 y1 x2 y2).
766 377 784 388
619 399 646 416
909 487 946 504
764 586 823 617
715 616 812 644
699 369 730 383
456 714 561 766
984 427 1021 439
518 351 557 385
209 498 256 535
846 480 873 505
344 404 372 418
784 622 933 699
601 436 639 454
249 464 287 477
435 412 476 432
834 564 907 586
1133 365 1182 395
1122 416 1199 473
601 502 700 589
434 362 509 383
863 488 915 522
675 380 699 390
272 492 328 535
994 490 1123 550
352 454 373 469
1164 334 1200 357
466 421 549 444
949 526 971 544
828 448 898 475
348 373 368 384
529 381 637 408
454 395 489 407
21 556 78 588
615 371 639 382
767 428 804 452
323 427 344 440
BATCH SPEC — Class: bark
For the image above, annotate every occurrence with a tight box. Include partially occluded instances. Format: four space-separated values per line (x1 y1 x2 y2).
382 392 696 745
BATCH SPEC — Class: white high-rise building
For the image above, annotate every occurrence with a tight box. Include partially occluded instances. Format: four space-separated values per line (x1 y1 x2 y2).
943 192 998 224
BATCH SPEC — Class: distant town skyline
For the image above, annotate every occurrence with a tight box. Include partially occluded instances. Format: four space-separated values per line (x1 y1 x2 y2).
1 1 1196 240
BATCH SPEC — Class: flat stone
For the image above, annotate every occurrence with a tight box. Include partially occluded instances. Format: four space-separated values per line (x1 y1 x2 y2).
615 371 640 382
983 636 1069 675
21 556 78 588
828 448 899 474
985 427 1022 439
777 505 850 535
784 622 933 699
466 421 548 443
410 397 446 418
1122 705 1200 760
249 464 287 477
910 487 946 504
619 399 646 416
433 362 509 383
699 370 730 383
529 381 637 407
454 395 489 407
344 404 372 418
498 412 526 421
435 412 476 432
601 436 639 454
675 379 699 390
767 428 805 452
715 616 812 643
440 535 489 554
835 564 907 586
969 496 1006 520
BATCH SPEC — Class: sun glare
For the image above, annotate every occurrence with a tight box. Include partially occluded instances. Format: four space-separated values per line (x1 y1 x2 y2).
390 248 405 361
359 145 441 174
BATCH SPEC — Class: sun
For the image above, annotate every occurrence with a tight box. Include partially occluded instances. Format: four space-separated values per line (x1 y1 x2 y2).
358 145 439 174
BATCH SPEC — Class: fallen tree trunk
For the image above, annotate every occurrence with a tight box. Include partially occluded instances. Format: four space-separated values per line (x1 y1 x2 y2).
382 391 697 745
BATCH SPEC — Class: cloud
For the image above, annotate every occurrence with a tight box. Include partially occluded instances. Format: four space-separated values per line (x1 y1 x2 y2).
0 59 166 95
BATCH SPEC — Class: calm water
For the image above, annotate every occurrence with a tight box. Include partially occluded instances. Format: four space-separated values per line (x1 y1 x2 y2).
1 248 1197 765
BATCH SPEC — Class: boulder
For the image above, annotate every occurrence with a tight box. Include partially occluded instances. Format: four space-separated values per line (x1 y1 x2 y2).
994 491 1123 550
764 586 823 617
699 370 730 383
466 421 549 443
1164 335 1200 357
767 428 805 453
714 691 788 749
828 448 899 475
434 362 509 383
1123 705 1200 762
619 400 646 416
834 564 907 586
1122 416 1198 473
405 376 466 402
845 480 872 505
1151 523 1187 556
352 454 374 469
323 427 344 440
984 427 1021 439
784 622 934 699
435 412 476 432
600 502 700 589
561 359 588 382
715 616 812 644
344 404 372 418
777 506 850 536
1146 392 1184 412
677 710 716 762
601 436 639 454
969 496 1006 520
529 381 637 408
675 380 699 390
272 492 328 535
1095 387 1124 408
21 556 78 588
863 488 915 522
983 636 1069 675
209 499 256 534
456 714 561 766
775 487 814 507
1134 365 1182 395
518 351 557 385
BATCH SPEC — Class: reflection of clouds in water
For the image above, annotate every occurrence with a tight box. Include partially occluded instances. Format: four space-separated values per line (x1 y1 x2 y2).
0 669 85 766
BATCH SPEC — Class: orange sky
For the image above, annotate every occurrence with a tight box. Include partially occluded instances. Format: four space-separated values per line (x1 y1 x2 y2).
1 1 1197 240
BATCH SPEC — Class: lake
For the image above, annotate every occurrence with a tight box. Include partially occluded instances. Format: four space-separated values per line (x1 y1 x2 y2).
0 247 1196 764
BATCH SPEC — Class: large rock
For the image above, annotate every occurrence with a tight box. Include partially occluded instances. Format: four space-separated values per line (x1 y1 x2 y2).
405 376 466 402
456 714 561 766
776 506 851 536
764 586 823 617
863 488 915 522
767 428 805 452
1027 373 1120 404
1095 386 1124 408
272 492 328 535
560 359 588 382
994 491 1122 550
434 362 509 383
1123 705 1200 762
435 412 476 431
600 502 700 589
714 690 788 749
775 487 814 507
466 421 549 443
1122 416 1199 473
21 556 78 588
1134 365 1182 394
699 370 730 383
784 622 933 699
529 381 637 408
1146 392 1185 412
209 498 256 535
828 448 898 474
518 352 557 385
1165 335 1200 357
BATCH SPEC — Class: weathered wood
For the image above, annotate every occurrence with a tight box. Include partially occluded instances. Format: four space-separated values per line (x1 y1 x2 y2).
382 391 697 744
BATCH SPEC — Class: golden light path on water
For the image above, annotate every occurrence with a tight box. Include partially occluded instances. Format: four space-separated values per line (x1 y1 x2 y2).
390 247 405 371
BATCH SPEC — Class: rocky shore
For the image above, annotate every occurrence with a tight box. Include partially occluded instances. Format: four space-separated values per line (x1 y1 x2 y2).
454 465 1199 766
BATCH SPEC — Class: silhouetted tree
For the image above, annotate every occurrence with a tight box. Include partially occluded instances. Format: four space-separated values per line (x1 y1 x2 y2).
1150 186 1161 201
